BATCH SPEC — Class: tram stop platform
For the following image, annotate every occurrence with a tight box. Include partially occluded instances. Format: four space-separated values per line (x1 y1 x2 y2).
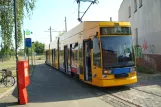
0 60 113 107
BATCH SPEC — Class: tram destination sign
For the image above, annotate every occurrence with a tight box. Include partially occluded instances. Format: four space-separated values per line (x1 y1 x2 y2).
100 27 131 35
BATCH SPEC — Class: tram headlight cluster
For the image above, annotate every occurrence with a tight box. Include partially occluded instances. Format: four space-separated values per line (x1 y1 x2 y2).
130 67 136 73
103 69 112 75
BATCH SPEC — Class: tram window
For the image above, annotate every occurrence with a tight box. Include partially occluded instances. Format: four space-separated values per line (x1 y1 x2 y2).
70 44 72 67
93 36 101 67
55 49 57 62
68 46 70 66
46 51 48 62
60 49 64 68
53 49 56 63
79 43 83 74
71 43 79 70
72 43 78 61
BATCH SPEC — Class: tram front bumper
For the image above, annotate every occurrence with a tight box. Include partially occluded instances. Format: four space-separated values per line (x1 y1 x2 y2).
98 76 137 87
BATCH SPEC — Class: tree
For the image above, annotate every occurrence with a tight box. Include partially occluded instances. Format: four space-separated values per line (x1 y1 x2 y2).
33 41 45 54
0 0 36 58
18 49 24 56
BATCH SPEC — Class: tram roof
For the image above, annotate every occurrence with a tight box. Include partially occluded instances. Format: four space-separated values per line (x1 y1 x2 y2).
58 21 130 41
44 21 131 50
45 39 58 50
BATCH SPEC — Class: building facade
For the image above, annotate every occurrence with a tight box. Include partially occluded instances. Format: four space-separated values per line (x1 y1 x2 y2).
119 0 161 71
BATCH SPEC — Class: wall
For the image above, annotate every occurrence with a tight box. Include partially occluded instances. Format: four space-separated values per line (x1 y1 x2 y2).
119 0 161 71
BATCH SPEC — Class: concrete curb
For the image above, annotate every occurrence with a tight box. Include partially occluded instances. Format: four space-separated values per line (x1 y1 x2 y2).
0 84 17 100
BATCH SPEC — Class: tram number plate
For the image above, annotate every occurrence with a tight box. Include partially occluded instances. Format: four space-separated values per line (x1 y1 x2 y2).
115 73 128 78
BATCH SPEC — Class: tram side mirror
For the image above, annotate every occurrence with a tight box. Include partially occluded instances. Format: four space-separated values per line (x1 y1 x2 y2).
89 39 93 49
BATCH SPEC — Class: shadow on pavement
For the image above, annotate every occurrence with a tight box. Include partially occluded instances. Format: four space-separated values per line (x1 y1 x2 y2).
0 102 19 107
1 63 101 106
0 62 148 106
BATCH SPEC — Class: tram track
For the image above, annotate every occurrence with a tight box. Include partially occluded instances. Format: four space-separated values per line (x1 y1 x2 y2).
91 86 142 107
94 85 161 107
130 86 161 98
100 89 142 107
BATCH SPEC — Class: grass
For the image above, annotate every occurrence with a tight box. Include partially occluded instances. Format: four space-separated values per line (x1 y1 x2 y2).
0 60 16 76
0 55 41 76
35 55 45 60
0 60 16 69
137 66 156 74
0 59 15 94
0 56 37 95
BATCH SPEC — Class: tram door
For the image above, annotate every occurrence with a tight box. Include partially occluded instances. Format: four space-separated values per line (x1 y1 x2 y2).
84 40 92 81
64 46 68 72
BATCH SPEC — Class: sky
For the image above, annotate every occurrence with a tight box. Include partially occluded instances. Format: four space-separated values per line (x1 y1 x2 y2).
23 0 123 48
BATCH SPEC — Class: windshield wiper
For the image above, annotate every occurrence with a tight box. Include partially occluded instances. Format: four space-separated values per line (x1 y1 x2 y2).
122 62 134 67
105 63 134 69
102 48 115 52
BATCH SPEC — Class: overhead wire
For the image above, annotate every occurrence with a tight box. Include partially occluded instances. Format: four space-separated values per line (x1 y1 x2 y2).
55 2 85 31
51 2 90 41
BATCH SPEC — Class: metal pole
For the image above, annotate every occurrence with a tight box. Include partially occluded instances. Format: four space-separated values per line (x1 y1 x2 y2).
81 2 93 20
34 54 35 65
50 26 52 42
24 30 26 60
110 17 112 21
78 1 81 22
14 0 19 103
27 48 29 67
65 17 67 32
31 46 32 65
31 44 33 67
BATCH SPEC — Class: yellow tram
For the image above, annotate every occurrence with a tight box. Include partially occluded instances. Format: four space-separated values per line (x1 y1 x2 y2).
45 21 137 87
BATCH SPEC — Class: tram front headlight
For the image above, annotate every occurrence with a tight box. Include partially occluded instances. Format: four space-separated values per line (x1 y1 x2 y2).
103 69 112 75
130 67 136 74
131 67 136 72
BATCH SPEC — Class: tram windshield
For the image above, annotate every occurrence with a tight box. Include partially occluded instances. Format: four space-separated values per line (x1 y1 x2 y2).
101 36 135 69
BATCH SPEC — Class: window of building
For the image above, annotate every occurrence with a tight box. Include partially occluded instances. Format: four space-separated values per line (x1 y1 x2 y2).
139 0 142 8
129 6 131 18
134 0 137 13
93 36 101 67
135 28 138 45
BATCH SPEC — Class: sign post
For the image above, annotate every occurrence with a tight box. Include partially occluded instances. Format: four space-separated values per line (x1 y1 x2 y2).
25 29 32 36
24 29 32 60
